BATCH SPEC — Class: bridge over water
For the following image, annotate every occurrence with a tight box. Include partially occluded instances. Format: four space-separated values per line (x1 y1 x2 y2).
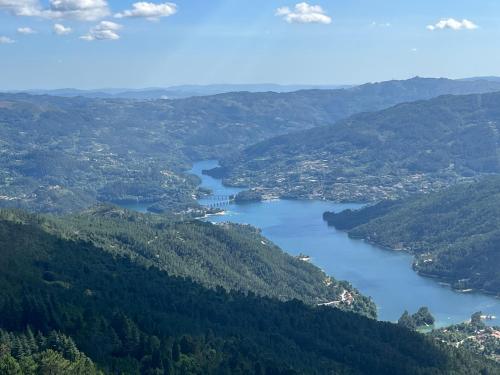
204 194 235 208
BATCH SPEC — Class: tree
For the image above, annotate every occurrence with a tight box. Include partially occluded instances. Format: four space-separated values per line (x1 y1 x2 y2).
0 353 22 375
18 356 37 375
471 312 485 327
37 350 72 375
413 307 435 326
398 311 417 330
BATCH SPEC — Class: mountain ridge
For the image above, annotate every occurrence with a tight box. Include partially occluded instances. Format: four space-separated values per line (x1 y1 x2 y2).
216 90 500 202
2 77 500 213
0 208 498 374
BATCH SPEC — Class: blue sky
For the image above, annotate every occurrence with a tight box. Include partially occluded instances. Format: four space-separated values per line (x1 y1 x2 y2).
0 0 498 89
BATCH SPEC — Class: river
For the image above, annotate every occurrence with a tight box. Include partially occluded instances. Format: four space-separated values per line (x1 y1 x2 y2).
189 160 500 327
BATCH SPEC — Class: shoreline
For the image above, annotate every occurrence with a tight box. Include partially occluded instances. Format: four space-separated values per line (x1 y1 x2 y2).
347 234 500 300
191 160 500 327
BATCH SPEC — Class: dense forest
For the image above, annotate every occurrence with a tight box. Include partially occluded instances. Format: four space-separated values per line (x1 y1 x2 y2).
0 210 498 374
26 205 375 317
1 77 500 213
3 78 500 373
216 90 500 202
323 176 500 294
0 329 102 374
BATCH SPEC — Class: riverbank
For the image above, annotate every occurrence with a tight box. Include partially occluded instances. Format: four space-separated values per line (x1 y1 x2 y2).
349 234 500 299
190 160 500 327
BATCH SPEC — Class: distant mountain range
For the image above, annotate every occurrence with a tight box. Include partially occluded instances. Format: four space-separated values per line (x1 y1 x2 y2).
5 76 500 100
459 76 500 83
2 76 500 373
3 77 500 212
213 80 500 201
7 83 352 100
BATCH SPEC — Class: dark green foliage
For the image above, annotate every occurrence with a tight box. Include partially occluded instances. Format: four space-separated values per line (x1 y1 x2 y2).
0 329 102 374
323 176 500 294
234 189 264 203
0 211 498 374
323 200 398 230
398 308 435 330
398 311 417 331
413 307 436 327
39 205 375 317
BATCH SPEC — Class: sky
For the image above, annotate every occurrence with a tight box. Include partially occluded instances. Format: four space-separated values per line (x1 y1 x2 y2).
0 0 499 89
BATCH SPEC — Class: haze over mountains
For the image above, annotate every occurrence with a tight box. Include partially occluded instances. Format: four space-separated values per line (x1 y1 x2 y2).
6 76 500 100
2 76 500 373
2 77 500 213
4 0 500 370
9 84 352 100
216 87 500 202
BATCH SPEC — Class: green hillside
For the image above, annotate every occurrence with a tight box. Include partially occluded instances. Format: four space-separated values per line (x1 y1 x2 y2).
35 205 375 317
323 176 500 294
217 91 500 202
0 210 498 374
0 329 102 374
2 77 500 213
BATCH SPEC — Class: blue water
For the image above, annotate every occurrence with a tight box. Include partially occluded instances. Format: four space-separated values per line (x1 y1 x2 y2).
190 160 500 327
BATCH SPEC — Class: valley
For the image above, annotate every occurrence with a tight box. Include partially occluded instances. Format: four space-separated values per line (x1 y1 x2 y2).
215 91 500 202
2 77 500 213
4 1 500 371
190 160 500 327
2 77 500 373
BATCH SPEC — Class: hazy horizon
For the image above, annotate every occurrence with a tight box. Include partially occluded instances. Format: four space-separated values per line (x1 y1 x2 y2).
3 75 499 92
2 1 500 90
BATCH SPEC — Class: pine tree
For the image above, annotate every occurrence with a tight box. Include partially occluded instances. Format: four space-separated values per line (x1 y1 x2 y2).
0 353 22 375
37 349 72 374
26 327 39 354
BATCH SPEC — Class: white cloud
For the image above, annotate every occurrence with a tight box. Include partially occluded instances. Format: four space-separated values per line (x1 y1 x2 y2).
0 0 110 21
17 27 37 34
0 36 15 44
0 0 40 16
53 23 72 35
81 20 122 41
427 18 478 31
46 0 110 21
115 2 177 21
276 2 331 24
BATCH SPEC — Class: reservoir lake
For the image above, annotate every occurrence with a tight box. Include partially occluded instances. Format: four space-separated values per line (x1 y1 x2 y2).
190 160 500 327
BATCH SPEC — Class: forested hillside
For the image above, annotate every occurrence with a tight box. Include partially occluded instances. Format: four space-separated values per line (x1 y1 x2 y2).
0 211 498 374
323 176 500 294
2 77 500 213
0 329 102 374
28 205 374 317
216 91 500 202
